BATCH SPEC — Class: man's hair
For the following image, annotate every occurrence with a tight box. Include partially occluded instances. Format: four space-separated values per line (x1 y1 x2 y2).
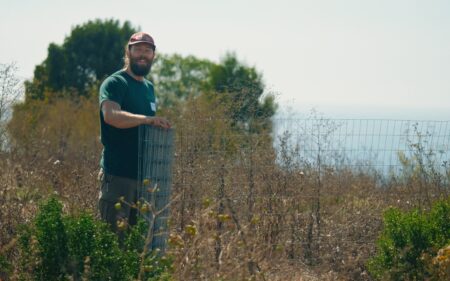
123 44 130 69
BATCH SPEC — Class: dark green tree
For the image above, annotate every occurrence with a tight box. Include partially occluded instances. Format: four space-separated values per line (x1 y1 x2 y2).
151 53 277 132
209 53 277 132
25 19 137 100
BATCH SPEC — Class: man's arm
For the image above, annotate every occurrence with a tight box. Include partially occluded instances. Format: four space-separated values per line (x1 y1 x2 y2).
102 100 171 129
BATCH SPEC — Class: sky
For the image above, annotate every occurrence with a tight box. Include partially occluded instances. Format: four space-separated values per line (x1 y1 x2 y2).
1 0 450 120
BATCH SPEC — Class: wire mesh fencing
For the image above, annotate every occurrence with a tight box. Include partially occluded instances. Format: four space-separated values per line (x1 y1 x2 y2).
172 118 450 188
138 125 175 252
138 117 450 277
273 118 450 177
168 118 450 209
171 117 449 254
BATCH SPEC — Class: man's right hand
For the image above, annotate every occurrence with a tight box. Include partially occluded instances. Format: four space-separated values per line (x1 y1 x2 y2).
146 116 171 129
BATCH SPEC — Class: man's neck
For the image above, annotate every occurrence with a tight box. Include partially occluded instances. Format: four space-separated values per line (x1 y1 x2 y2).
125 67 144 81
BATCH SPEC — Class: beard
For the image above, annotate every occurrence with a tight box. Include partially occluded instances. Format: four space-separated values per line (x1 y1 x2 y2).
129 56 153 76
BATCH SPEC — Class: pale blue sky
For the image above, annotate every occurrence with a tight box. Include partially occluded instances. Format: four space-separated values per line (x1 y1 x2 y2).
1 0 450 119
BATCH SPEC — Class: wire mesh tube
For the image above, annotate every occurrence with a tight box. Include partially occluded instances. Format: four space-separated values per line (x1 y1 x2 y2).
137 125 175 253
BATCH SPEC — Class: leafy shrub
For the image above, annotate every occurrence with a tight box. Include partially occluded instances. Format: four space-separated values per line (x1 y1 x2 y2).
368 198 450 280
17 197 172 281
0 253 12 278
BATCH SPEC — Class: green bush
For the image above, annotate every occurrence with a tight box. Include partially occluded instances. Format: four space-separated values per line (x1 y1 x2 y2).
368 198 450 280
17 197 173 281
17 197 69 280
0 253 12 278
65 214 129 280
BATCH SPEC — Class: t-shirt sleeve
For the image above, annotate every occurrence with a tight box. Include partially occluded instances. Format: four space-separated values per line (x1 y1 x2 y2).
99 76 127 107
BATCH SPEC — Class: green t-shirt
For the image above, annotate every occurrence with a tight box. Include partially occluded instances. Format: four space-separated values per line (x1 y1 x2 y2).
99 70 156 179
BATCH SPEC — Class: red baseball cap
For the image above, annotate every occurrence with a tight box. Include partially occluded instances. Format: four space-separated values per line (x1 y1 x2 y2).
128 32 156 49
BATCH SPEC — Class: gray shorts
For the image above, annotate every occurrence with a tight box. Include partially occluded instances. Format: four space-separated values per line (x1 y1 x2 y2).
98 169 138 234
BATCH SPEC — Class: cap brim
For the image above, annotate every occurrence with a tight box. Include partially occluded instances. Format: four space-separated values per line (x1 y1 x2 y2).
128 41 155 48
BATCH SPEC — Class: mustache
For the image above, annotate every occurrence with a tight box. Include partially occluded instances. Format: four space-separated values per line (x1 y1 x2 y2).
131 55 150 61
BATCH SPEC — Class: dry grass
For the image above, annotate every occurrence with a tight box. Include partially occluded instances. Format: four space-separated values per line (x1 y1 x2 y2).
1 96 449 280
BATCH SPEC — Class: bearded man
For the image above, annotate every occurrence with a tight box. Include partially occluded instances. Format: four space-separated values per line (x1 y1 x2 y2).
98 32 171 235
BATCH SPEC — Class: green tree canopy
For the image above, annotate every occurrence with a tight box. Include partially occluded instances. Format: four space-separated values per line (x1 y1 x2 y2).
151 53 276 127
150 54 214 108
151 53 277 132
25 19 137 100
209 53 277 132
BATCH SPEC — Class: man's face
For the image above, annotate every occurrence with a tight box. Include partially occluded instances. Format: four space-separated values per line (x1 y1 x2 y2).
128 43 155 76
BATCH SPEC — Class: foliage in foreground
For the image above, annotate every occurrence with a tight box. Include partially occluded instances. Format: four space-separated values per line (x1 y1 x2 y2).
368 198 450 280
15 197 172 281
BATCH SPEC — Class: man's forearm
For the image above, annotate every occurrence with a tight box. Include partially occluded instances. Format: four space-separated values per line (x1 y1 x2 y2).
104 110 152 129
102 100 170 129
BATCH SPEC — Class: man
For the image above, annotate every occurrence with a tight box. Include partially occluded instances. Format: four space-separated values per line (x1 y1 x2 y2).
98 32 170 235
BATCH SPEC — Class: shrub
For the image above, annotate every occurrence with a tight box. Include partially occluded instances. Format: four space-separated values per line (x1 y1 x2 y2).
0 253 12 278
368 198 450 280
16 197 69 280
17 197 172 281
